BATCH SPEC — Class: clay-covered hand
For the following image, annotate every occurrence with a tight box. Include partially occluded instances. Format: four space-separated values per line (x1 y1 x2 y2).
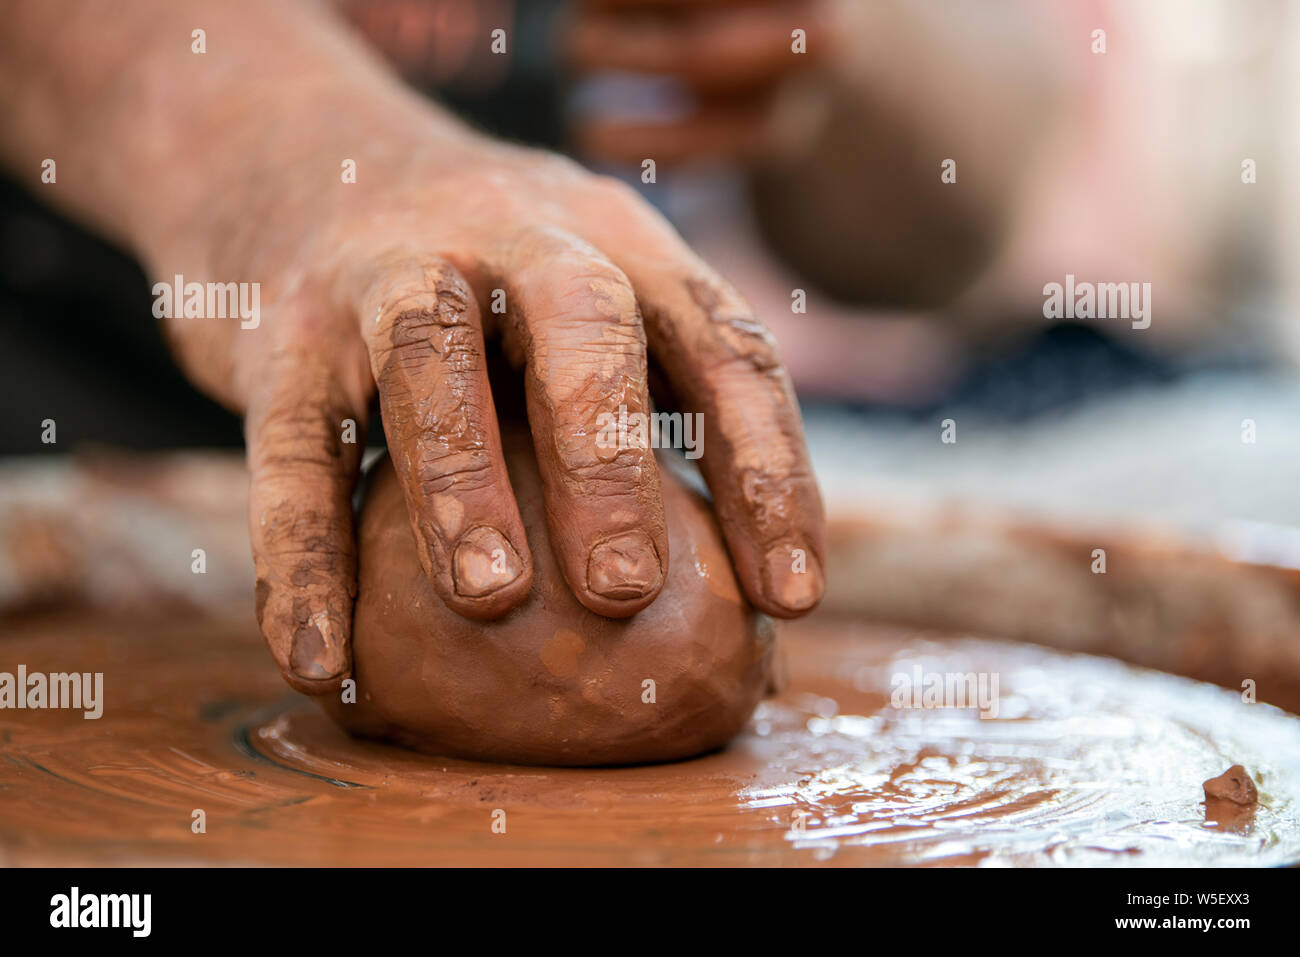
158 94 824 694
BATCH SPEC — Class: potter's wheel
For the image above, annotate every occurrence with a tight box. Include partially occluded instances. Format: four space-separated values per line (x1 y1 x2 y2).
2 612 1298 866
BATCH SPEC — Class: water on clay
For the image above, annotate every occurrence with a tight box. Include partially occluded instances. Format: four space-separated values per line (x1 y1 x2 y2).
2 613 1298 866
738 629 1300 866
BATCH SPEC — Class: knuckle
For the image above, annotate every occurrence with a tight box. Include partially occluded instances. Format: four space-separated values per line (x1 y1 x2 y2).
436 324 483 370
529 278 644 356
709 338 783 377
412 444 498 497
572 271 640 327
377 317 483 390
253 500 355 581
564 458 649 499
366 262 475 347
384 374 489 455
541 371 657 495
733 464 813 538
386 289 472 340
251 399 351 478
553 430 652 499
685 274 781 373
587 174 646 213
525 148 587 184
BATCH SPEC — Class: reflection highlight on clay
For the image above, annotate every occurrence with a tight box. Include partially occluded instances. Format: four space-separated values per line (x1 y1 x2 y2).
741 635 1297 866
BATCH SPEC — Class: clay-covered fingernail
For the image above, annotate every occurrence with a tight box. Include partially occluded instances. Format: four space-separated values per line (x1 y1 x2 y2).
586 530 662 601
290 615 347 681
453 526 522 597
763 543 824 612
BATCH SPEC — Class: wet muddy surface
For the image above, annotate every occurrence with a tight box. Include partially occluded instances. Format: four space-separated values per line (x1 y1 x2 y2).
2 612 1298 865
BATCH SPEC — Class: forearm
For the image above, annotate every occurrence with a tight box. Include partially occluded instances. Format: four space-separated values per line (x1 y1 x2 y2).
0 0 474 273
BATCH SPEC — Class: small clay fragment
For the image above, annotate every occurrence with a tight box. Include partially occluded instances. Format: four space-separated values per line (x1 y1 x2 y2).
1203 765 1259 806
322 420 777 766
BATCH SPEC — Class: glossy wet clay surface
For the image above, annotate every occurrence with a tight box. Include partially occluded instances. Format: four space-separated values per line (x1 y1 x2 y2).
1 611 1298 866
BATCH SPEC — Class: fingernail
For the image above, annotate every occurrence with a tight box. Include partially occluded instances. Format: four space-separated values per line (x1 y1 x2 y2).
587 530 662 601
453 526 522 597
291 614 347 681
763 543 823 612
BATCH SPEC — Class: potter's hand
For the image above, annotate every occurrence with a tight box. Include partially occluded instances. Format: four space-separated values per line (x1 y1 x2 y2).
157 104 826 693
1 0 824 698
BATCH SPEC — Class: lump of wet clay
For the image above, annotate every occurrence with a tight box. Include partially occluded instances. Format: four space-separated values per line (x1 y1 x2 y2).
1203 765 1259 806
321 423 777 766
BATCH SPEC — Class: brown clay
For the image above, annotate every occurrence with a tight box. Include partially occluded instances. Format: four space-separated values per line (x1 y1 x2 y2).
321 422 777 766
1203 765 1259 806
5 610 1300 865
